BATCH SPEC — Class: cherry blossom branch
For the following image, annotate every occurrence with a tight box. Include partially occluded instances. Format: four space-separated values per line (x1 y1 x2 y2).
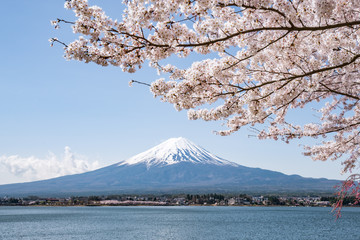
129 80 151 87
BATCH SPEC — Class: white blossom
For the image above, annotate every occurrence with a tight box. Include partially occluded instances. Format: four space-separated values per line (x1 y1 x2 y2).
53 0 360 178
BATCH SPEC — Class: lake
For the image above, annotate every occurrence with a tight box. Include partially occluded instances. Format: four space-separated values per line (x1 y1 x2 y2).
0 206 359 239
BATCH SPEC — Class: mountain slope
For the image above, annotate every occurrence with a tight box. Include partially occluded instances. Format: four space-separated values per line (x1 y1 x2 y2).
0 138 339 196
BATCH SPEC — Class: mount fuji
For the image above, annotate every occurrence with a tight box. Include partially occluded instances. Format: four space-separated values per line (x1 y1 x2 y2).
0 137 339 197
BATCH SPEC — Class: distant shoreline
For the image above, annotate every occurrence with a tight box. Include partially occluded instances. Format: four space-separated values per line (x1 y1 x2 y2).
0 204 339 207
3 193 358 208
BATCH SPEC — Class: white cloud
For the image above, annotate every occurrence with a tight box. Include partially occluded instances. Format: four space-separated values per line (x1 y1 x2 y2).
0 147 99 182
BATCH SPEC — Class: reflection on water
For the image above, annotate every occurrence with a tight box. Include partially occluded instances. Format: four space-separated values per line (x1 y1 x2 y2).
0 206 359 240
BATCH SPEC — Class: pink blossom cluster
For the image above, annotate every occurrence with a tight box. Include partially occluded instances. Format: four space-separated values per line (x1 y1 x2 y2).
54 0 360 178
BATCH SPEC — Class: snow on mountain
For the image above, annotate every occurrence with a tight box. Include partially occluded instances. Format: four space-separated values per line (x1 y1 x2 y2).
118 137 238 167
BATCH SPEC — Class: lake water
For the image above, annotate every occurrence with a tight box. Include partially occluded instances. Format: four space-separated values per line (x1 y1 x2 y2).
0 206 359 239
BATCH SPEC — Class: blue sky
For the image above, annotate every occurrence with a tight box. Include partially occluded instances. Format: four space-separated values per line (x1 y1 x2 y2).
0 0 345 184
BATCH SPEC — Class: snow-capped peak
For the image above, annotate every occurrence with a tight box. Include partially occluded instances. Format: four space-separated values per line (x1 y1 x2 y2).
118 137 238 167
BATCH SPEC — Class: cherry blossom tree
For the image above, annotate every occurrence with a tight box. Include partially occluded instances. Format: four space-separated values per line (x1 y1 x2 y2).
51 0 360 209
